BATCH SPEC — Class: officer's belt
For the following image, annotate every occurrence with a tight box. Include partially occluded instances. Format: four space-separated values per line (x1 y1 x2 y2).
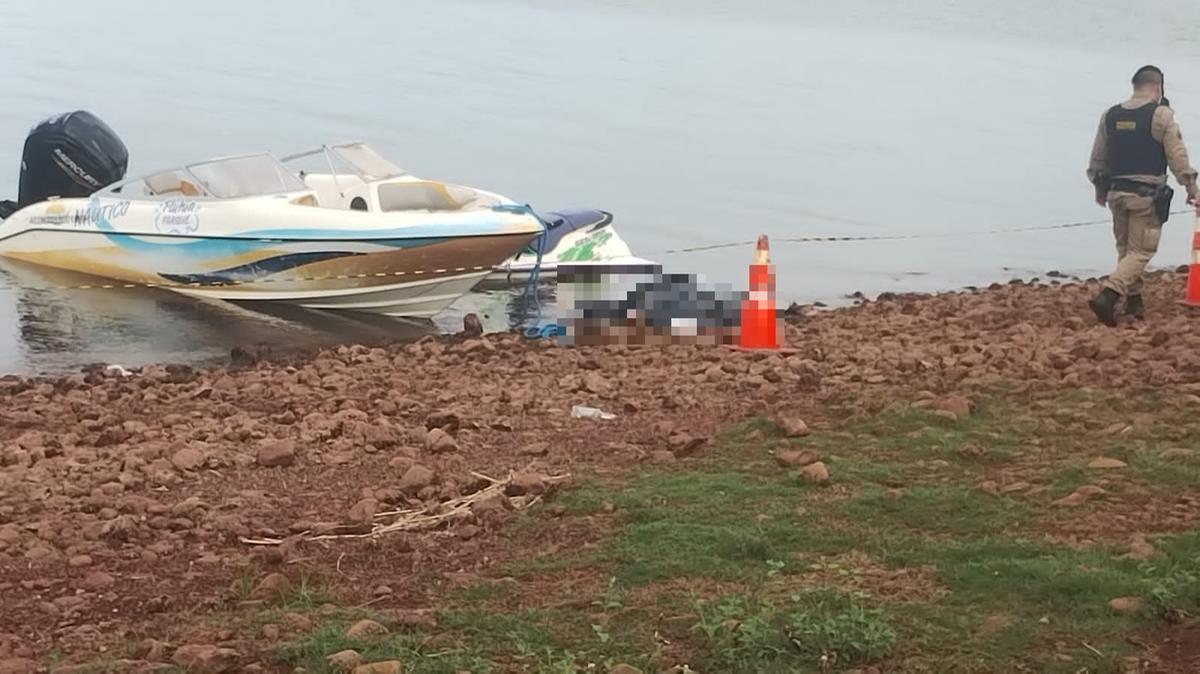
1110 179 1160 196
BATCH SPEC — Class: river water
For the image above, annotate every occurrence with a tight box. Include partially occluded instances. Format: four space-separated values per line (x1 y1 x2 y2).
0 0 1198 373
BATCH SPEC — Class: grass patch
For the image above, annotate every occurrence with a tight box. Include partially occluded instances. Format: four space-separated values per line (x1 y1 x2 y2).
920 539 1142 610
224 570 334 611
1051 464 1091 492
274 619 490 674
275 607 658 674
839 485 1028 536
452 580 514 603
1144 532 1200 621
267 388 1200 673
1127 449 1200 488
692 590 896 672
588 470 852 584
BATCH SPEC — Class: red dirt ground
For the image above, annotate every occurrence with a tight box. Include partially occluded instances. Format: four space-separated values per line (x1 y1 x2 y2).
2 271 1199 671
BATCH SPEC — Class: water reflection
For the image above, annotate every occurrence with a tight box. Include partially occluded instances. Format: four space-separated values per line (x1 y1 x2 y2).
436 284 558 334
0 258 444 374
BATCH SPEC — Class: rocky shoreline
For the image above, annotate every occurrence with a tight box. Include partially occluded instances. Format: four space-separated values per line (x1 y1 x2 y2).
1 270 1199 671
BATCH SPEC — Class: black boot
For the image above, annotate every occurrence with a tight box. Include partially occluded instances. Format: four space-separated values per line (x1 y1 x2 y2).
1089 288 1120 327
1125 294 1145 319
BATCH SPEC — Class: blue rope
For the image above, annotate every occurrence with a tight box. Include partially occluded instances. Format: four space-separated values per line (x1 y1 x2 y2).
522 218 547 317
523 322 565 339
520 210 562 339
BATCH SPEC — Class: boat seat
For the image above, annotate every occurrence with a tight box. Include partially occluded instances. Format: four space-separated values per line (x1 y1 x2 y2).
377 181 477 212
144 171 202 197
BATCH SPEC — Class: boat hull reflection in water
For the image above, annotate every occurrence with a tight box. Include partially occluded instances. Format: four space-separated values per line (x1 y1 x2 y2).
0 258 437 374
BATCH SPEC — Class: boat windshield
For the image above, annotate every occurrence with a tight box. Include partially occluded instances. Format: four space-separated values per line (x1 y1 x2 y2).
331 144 406 180
106 153 308 199
186 154 308 198
281 143 407 181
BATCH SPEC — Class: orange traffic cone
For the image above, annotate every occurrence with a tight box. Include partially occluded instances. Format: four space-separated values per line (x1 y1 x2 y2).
739 235 780 349
1184 212 1200 307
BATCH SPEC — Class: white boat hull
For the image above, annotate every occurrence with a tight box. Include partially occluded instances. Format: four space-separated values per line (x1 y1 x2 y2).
174 267 491 317
0 195 542 317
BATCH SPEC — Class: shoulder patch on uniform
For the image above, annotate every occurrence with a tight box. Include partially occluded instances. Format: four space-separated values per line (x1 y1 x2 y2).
1115 120 1137 131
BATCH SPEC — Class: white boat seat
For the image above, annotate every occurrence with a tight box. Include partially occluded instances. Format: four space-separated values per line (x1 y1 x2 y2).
377 181 492 212
144 171 202 197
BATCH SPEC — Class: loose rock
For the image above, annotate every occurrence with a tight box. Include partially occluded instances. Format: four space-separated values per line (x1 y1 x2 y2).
398 464 436 495
471 493 514 525
1108 597 1143 614
352 662 403 674
282 613 315 632
170 446 205 472
347 498 379 526
327 650 363 672
1053 485 1107 507
135 638 172 663
667 433 705 457
345 619 389 639
1088 457 1127 469
935 396 972 419
1123 536 1157 561
424 428 458 454
81 571 116 591
506 472 551 497
801 462 830 484
461 313 484 338
250 573 292 601
171 644 240 673
775 449 820 468
1000 481 1031 494
520 442 549 457
387 608 438 630
775 414 810 438
257 439 296 468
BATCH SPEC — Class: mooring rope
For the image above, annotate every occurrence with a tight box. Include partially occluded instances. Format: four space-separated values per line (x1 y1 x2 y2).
650 208 1197 255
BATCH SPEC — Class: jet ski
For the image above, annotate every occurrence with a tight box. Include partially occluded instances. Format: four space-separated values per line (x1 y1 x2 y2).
481 208 648 288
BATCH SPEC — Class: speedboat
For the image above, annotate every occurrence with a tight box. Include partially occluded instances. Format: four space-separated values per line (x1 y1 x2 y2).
0 111 544 317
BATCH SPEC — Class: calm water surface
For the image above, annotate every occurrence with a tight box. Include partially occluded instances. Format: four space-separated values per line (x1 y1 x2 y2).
1 0 1198 373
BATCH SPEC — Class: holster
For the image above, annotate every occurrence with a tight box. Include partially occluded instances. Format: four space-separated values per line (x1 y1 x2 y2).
1092 175 1111 204
1153 184 1175 225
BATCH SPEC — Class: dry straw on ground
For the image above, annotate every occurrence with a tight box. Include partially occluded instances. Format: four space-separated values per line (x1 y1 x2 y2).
239 471 570 545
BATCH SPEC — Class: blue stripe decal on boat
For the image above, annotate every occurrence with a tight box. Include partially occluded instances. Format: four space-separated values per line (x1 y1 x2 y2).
157 251 363 284
85 198 516 258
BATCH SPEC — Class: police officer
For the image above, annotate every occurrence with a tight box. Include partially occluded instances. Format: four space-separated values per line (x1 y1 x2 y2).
1087 65 1200 326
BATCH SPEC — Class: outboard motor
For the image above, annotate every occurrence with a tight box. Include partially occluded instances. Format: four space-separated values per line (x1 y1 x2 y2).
16 110 128 208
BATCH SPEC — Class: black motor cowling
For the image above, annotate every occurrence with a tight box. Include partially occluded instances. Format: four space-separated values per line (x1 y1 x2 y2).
17 110 128 207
